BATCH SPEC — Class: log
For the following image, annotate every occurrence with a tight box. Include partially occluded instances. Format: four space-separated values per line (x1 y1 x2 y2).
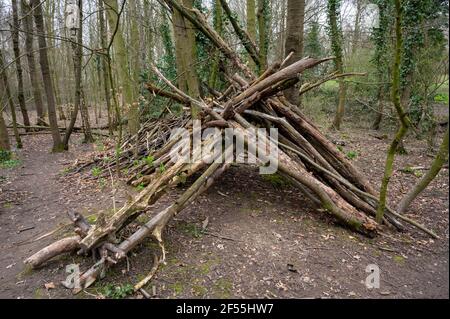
24 236 81 269
222 57 333 119
74 161 231 291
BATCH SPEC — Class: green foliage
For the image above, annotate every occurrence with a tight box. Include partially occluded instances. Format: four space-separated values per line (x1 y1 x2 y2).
0 151 20 169
159 163 166 173
159 13 176 82
401 166 424 177
101 283 134 299
136 183 145 191
144 155 155 167
326 0 343 70
0 150 12 162
304 21 323 59
346 151 358 160
400 0 447 132
434 93 449 104
91 167 102 177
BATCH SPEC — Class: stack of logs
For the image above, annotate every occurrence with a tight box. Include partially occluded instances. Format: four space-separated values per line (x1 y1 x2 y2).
25 1 436 294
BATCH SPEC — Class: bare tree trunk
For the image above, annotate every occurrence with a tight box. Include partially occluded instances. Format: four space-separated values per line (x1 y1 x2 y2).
208 0 223 89
11 0 31 129
351 0 363 55
0 109 10 151
247 0 257 71
129 0 140 136
31 0 64 152
0 49 22 149
103 0 133 132
64 0 93 148
328 0 346 130
284 0 305 106
257 0 269 72
397 125 449 214
372 85 385 130
45 0 65 122
376 0 410 222
21 0 45 126
171 0 201 118
98 0 113 135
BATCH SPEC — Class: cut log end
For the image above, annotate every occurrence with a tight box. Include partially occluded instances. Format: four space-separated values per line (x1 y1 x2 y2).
24 236 81 269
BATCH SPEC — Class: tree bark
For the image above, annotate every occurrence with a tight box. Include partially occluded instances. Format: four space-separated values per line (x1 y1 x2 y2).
103 0 134 128
247 0 257 71
351 0 363 55
208 0 223 89
376 0 411 223
284 0 305 106
98 0 113 135
0 109 10 151
21 0 45 126
24 236 81 269
64 0 94 148
31 0 64 152
11 0 31 129
0 49 22 149
328 0 346 130
171 0 201 119
257 0 269 72
128 0 140 136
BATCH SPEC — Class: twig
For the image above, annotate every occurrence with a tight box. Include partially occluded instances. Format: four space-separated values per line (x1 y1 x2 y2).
134 254 160 293
204 232 238 242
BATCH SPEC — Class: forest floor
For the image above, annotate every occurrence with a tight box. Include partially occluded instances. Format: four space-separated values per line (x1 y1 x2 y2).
0 112 448 299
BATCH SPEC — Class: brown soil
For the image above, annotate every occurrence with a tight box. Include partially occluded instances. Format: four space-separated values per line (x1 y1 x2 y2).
0 125 448 299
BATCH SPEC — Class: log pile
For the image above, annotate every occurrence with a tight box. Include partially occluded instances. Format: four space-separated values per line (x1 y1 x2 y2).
25 1 437 294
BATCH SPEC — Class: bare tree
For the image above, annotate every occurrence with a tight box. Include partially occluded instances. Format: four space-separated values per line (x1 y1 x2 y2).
11 0 31 129
31 0 64 152
284 0 305 106
0 48 22 149
21 0 45 126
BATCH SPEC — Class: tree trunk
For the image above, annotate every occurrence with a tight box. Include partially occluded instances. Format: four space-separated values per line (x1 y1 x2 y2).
45 0 65 122
247 0 257 71
64 0 94 148
0 49 22 149
328 0 346 130
98 0 113 135
11 0 31 129
351 0 363 55
103 0 134 128
257 0 269 72
128 0 140 136
371 0 390 131
0 110 10 151
21 0 45 126
171 0 201 118
208 0 223 89
372 85 385 130
144 0 154 64
284 0 305 106
31 0 64 152
397 125 449 214
376 0 411 223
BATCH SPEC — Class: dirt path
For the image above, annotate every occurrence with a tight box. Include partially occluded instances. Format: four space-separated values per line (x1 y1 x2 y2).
0 134 128 298
0 130 448 299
